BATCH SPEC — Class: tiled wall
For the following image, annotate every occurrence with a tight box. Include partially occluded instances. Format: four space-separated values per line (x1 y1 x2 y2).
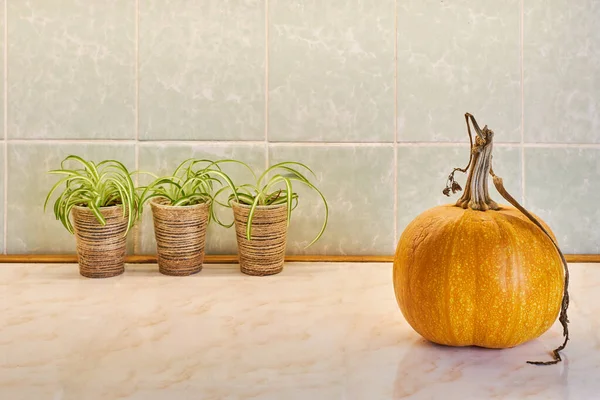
3 1 599 256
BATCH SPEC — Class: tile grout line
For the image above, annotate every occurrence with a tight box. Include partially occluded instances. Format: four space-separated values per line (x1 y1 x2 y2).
3 0 7 254
393 0 398 246
4 138 600 147
521 143 600 148
264 0 269 169
133 0 140 255
520 0 526 205
273 142 395 147
2 138 599 148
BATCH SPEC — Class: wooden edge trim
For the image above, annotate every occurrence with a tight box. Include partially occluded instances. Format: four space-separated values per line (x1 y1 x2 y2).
564 254 600 263
0 254 598 264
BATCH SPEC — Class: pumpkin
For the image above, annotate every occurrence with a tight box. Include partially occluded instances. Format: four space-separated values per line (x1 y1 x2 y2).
393 113 569 364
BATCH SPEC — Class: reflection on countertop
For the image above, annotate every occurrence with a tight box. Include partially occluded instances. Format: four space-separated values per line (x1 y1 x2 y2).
0 262 598 399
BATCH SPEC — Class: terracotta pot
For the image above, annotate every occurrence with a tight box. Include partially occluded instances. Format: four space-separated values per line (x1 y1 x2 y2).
71 205 128 278
150 198 210 276
231 201 288 276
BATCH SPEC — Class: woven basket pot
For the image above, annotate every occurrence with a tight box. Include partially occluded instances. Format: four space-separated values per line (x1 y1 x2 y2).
232 201 288 276
71 205 128 279
150 198 210 276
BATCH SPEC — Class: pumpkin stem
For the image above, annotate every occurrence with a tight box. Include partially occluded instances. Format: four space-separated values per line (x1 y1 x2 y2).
491 172 570 366
444 113 570 365
447 113 499 211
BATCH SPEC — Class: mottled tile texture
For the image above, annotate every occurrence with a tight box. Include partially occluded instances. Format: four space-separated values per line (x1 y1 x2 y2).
0 4 3 141
397 0 521 143
2 2 599 256
270 146 395 255
397 145 522 236
137 144 265 254
524 1 600 143
139 1 265 140
269 0 395 142
7 143 135 253
0 7 3 251
525 148 600 253
0 144 4 252
8 1 135 139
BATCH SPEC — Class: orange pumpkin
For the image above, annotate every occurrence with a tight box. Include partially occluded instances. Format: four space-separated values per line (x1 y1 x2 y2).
393 114 568 361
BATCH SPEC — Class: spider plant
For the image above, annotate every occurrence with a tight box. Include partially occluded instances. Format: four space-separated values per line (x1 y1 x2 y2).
43 155 139 235
137 158 241 225
222 161 329 247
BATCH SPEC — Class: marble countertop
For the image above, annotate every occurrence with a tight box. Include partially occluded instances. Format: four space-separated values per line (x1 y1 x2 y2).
1 262 598 400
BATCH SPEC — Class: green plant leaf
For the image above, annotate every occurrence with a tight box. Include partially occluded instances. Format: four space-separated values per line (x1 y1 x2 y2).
44 156 140 235
63 155 100 182
257 161 316 188
106 176 134 234
246 195 262 241
44 175 73 212
88 201 107 227
172 193 211 207
135 158 246 229
286 176 329 248
263 175 293 225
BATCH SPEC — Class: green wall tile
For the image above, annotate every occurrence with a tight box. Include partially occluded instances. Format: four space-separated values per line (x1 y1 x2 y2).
269 145 395 255
0 144 4 253
2 2 598 257
139 1 265 141
397 1 521 142
268 0 395 142
525 148 600 253
0 3 3 143
524 0 600 143
7 0 135 139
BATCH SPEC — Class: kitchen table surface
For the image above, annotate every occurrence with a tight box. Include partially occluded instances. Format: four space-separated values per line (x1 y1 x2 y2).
1 262 598 399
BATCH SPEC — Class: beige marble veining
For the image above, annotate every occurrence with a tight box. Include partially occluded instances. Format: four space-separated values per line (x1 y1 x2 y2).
1 262 599 400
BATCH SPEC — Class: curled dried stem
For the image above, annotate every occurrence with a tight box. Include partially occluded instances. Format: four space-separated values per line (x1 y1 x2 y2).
443 113 570 365
491 171 570 366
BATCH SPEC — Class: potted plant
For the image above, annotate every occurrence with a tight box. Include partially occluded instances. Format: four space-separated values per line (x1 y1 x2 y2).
138 158 239 276
44 155 139 278
221 162 328 276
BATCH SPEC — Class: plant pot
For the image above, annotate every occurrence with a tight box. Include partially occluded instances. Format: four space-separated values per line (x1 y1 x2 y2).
71 205 128 279
150 198 210 276
231 201 288 276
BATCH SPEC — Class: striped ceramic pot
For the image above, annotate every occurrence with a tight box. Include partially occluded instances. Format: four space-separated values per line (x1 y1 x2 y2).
71 205 128 279
231 201 288 276
150 198 210 276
